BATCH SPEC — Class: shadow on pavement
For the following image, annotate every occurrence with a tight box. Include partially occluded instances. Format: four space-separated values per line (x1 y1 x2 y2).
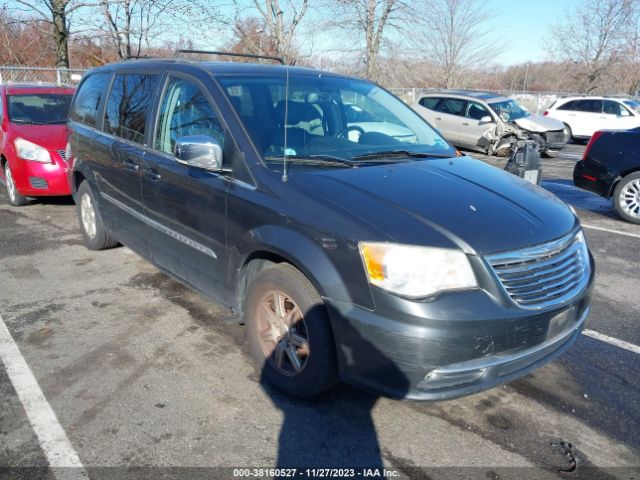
259 305 410 470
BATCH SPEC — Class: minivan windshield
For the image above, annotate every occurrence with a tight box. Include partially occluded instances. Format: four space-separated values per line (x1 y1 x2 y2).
8 94 73 125
217 74 455 168
489 99 530 122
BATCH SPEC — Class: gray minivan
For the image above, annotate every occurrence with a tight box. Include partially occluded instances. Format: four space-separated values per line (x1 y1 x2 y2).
67 55 594 400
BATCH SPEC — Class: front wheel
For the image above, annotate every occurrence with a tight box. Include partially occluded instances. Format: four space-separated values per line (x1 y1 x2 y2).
4 163 28 206
613 173 640 224
244 263 338 398
76 181 119 249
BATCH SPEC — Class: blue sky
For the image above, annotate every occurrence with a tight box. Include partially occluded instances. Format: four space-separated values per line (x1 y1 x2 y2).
482 0 582 64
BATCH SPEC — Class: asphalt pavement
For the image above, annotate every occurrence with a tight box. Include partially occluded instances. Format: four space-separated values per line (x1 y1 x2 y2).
1 143 639 480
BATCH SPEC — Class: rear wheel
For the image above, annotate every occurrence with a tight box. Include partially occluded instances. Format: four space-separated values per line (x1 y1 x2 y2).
76 181 119 249
563 124 573 142
613 172 640 224
244 263 338 398
4 163 28 206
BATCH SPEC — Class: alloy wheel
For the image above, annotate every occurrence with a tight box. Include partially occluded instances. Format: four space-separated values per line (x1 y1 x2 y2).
5 166 17 203
256 290 310 376
619 179 640 219
80 193 97 239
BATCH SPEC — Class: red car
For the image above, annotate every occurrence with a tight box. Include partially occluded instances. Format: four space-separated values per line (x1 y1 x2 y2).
0 84 75 206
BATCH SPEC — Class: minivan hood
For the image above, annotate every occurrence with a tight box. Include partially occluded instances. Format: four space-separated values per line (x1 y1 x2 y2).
293 157 576 255
513 114 564 132
9 123 68 150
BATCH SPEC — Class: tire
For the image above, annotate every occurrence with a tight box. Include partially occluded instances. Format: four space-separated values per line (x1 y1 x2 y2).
244 263 338 398
563 124 573 142
76 181 119 250
613 172 640 224
4 163 28 206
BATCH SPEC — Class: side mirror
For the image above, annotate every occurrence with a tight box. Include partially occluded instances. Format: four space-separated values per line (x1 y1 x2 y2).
479 115 493 125
175 135 223 171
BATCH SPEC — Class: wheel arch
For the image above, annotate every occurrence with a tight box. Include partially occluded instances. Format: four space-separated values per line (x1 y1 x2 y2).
609 167 640 198
232 226 364 319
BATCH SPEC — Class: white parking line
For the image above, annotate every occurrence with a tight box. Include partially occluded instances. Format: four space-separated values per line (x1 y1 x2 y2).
0 315 88 479
582 224 640 239
583 329 640 355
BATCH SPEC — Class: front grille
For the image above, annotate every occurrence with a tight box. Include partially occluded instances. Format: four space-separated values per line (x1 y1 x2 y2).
486 232 590 309
29 177 49 189
58 149 68 161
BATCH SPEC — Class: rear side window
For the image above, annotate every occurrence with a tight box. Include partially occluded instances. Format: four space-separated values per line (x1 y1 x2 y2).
575 99 602 113
419 97 439 109
557 100 577 111
154 77 224 154
104 73 159 144
70 73 110 127
435 98 466 116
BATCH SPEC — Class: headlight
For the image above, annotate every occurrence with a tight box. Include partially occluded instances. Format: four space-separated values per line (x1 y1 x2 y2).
14 138 51 163
359 242 477 298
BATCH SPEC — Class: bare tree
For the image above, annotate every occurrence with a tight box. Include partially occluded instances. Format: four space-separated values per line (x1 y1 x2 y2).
247 0 308 64
327 0 408 82
96 0 216 59
546 0 638 93
11 0 93 68
413 0 502 88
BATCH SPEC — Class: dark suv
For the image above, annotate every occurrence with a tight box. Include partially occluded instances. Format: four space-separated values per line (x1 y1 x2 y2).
67 57 594 400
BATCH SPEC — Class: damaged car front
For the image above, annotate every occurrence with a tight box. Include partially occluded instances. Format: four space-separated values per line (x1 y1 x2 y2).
488 98 568 157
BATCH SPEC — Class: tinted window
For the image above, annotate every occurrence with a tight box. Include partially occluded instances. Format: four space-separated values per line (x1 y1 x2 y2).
435 98 466 116
419 97 440 109
154 78 224 155
603 100 628 116
466 101 490 120
575 99 602 113
70 73 110 127
557 100 578 111
8 94 72 125
104 74 159 144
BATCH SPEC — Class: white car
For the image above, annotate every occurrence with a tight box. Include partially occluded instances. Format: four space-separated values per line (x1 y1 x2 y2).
544 96 640 140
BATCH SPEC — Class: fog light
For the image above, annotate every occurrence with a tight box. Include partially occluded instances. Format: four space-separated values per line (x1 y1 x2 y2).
417 368 487 391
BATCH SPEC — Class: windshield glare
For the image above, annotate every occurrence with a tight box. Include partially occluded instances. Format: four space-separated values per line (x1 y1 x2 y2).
217 75 455 168
489 99 530 122
8 94 73 125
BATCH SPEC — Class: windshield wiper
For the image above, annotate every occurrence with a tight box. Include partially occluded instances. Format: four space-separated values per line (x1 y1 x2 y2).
351 150 454 161
10 119 45 125
263 154 357 168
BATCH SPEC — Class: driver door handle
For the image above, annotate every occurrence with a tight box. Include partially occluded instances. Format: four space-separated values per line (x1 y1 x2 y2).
123 158 139 172
143 167 161 181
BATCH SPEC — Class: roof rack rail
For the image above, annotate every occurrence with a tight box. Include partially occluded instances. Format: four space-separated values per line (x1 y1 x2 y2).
176 49 285 65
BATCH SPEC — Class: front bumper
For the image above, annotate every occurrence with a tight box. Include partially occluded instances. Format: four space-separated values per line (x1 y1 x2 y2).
325 265 593 400
10 153 71 196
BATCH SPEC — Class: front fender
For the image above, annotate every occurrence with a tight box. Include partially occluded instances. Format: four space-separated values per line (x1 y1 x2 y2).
234 225 375 311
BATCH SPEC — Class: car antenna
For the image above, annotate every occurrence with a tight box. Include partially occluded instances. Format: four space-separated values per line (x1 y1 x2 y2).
282 64 290 183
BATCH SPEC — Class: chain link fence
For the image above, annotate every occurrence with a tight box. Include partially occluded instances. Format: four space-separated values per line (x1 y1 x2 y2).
387 87 640 114
1 66 636 114
0 66 86 86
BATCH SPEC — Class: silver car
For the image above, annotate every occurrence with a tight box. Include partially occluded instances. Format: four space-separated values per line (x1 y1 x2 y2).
412 90 567 157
